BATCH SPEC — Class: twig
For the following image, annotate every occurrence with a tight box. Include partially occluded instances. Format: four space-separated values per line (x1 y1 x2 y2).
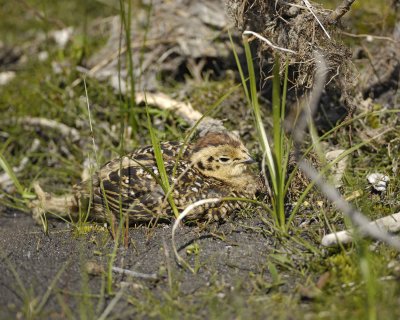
322 212 400 247
16 117 80 141
340 31 398 43
136 91 203 125
302 0 331 39
111 266 158 280
83 77 99 169
243 31 297 54
327 0 356 24
139 90 226 146
172 198 221 271
293 52 326 144
162 238 174 290
29 182 76 224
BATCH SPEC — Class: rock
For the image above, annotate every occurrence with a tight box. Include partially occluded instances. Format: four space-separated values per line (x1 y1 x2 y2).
367 173 390 192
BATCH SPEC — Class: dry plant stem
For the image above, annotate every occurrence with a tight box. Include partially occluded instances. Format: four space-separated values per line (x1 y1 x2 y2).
340 31 397 43
0 139 40 191
17 117 80 141
302 0 331 39
29 182 76 223
138 92 226 135
136 92 202 125
243 31 297 54
172 198 221 271
83 77 99 166
294 52 400 251
327 0 356 24
111 266 158 280
322 212 400 247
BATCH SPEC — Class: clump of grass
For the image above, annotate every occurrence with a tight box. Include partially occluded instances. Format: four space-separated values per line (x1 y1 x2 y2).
232 34 399 237
232 34 296 232
0 153 48 231
0 154 35 200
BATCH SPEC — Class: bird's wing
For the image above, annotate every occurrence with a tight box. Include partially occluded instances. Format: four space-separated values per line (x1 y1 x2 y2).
96 156 164 219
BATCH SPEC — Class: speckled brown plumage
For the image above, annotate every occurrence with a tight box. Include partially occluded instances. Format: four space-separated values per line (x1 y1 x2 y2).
72 132 264 224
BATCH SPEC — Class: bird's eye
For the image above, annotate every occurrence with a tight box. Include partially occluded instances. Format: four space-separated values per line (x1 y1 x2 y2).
219 157 231 163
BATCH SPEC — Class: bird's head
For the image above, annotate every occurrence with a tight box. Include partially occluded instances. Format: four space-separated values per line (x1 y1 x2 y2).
190 132 256 183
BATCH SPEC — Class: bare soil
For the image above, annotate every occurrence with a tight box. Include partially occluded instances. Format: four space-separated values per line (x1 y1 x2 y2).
0 208 289 319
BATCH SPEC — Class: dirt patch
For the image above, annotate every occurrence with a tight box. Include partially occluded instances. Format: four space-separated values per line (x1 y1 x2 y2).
1 208 297 318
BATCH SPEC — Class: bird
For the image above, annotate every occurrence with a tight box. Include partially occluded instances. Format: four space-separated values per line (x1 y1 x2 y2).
31 131 264 225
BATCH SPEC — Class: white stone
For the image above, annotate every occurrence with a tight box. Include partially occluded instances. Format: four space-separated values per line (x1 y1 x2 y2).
52 27 74 48
367 173 390 192
0 71 16 86
38 51 49 61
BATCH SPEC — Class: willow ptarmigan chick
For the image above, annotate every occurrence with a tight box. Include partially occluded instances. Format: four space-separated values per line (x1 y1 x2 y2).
31 132 264 224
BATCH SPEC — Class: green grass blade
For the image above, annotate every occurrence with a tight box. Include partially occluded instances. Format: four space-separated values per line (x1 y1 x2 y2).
287 128 393 226
242 36 277 191
228 30 250 104
145 103 179 218
0 153 24 195
281 60 289 122
272 55 282 164
280 60 289 158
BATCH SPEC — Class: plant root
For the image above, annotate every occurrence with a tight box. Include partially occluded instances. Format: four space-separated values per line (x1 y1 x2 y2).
28 182 77 224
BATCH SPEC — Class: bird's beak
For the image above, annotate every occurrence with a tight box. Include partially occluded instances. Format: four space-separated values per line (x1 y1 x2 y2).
242 157 256 165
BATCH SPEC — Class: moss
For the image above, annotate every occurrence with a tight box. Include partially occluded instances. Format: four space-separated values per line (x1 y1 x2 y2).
327 252 359 284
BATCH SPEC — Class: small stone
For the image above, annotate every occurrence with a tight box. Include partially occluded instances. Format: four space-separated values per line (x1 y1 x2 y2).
0 71 16 86
52 27 74 49
387 260 400 276
367 173 389 192
38 51 49 61
85 261 104 275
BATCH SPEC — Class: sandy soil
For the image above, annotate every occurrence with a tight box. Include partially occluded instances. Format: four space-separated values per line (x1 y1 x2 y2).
0 208 278 318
